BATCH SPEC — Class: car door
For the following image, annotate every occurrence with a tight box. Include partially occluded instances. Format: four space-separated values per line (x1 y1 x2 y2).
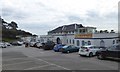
89 46 96 55
114 45 120 58
68 45 73 52
106 46 116 57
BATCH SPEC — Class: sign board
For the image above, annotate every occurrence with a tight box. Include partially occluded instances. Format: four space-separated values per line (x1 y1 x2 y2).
75 34 92 38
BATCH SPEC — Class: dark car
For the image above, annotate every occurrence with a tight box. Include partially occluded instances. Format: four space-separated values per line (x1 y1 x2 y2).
53 44 65 52
59 45 79 53
10 41 22 46
42 41 55 50
96 44 120 60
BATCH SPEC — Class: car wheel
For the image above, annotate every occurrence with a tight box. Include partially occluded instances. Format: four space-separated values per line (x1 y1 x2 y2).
89 52 93 57
97 54 105 60
79 54 83 57
67 51 70 53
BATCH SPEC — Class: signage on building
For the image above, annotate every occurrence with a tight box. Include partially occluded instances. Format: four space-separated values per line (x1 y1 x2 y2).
75 34 92 38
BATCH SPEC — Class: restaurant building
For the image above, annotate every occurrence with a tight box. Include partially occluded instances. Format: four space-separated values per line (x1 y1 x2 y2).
40 24 119 47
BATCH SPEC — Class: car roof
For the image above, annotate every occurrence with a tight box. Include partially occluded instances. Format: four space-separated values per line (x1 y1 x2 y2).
82 45 95 47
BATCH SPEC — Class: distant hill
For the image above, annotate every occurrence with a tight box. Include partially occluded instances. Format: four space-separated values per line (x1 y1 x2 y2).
1 17 37 42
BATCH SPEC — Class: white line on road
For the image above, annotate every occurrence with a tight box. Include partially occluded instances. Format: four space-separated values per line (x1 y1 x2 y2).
3 61 33 66
24 64 52 70
33 58 71 70
3 57 28 61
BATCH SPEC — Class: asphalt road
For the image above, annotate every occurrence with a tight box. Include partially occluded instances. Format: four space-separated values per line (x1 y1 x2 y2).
1 45 119 71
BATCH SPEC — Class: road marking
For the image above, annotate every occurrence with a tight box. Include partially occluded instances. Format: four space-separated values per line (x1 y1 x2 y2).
33 58 71 70
3 61 33 66
24 64 52 70
3 57 31 61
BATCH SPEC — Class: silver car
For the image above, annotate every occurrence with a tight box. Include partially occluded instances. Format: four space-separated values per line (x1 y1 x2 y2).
0 42 6 48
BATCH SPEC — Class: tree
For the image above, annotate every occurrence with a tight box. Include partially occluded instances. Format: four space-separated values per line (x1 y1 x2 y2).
100 30 103 33
8 21 18 30
110 30 115 33
104 30 109 33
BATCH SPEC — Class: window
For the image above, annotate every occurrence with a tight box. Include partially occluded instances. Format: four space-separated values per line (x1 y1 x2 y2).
79 29 82 33
116 40 119 44
113 40 115 44
100 40 105 47
77 40 80 46
73 40 74 44
88 41 91 45
82 40 85 46
69 39 71 44
67 39 68 43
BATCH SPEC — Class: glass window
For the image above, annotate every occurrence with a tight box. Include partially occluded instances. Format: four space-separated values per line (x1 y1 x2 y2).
69 39 71 44
79 29 82 33
88 41 91 45
77 40 80 46
116 40 119 44
73 40 74 44
82 40 85 46
100 40 105 47
67 39 68 43
113 40 115 44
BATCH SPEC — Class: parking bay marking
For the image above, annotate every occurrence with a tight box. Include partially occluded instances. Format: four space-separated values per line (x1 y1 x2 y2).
24 64 52 70
33 57 71 70
3 61 33 66
2 57 29 61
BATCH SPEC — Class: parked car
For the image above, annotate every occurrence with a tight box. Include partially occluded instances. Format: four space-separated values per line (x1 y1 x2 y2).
53 44 65 52
10 41 22 46
0 42 6 48
5 42 12 46
78 45 101 57
59 45 79 53
96 44 120 60
35 42 42 49
30 42 36 47
42 41 55 50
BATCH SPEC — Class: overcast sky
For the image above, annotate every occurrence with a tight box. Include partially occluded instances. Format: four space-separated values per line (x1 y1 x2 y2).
1 0 119 35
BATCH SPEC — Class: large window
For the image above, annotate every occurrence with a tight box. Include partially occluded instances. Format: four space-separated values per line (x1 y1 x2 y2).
82 40 85 46
100 40 105 47
116 40 119 44
73 40 74 44
88 41 91 45
77 40 80 46
113 40 115 44
69 39 71 44
67 39 68 43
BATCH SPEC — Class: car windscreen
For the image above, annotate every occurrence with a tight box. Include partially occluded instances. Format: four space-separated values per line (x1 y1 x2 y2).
81 47 87 49
62 46 68 49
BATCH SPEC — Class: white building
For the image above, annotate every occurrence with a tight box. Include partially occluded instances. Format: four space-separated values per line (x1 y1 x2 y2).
40 24 119 47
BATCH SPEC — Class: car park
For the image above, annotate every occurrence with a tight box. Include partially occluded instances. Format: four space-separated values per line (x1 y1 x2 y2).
0 42 6 48
96 44 120 60
42 41 55 50
30 42 36 47
78 45 101 57
53 44 65 52
5 42 12 46
59 45 79 53
35 42 42 49
10 41 22 46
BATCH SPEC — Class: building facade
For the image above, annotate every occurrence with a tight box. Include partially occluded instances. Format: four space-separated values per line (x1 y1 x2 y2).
40 24 119 47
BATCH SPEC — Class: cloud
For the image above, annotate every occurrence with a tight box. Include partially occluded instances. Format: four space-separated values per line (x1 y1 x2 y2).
67 14 83 22
2 7 29 21
1 0 119 35
2 7 16 17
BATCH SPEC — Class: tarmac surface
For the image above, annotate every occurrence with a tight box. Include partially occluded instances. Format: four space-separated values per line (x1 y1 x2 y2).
1 45 119 71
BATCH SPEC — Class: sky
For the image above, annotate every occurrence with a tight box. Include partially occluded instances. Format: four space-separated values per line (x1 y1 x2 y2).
1 0 119 35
